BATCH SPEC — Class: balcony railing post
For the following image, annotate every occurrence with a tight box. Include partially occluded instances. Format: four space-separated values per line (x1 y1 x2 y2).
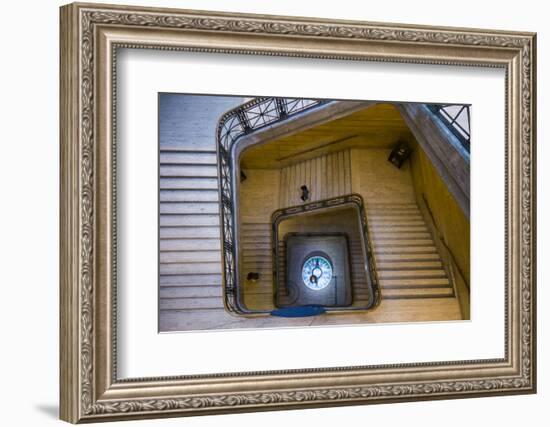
236 109 252 133
275 98 288 119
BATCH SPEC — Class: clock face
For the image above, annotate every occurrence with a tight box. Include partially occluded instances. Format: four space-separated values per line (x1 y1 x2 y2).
301 255 333 290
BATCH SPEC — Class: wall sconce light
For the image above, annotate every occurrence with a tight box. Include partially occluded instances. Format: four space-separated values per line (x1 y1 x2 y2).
300 185 310 202
388 141 412 169
246 272 259 282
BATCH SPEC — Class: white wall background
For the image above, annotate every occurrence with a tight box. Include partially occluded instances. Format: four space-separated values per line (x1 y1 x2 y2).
0 0 545 425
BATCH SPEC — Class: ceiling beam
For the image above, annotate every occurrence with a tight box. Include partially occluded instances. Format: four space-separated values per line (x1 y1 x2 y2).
396 103 470 219
233 100 376 163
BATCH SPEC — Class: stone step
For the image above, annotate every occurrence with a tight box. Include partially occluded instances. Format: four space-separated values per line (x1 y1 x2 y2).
241 237 272 244
160 226 220 239
160 190 219 203
368 214 422 221
370 219 428 226
241 223 271 230
240 268 273 277
367 203 419 208
243 255 273 262
377 269 447 279
379 277 451 287
243 294 275 309
369 225 429 233
160 151 217 165
160 274 222 286
367 207 421 214
241 233 271 240
376 261 443 270
240 243 272 250
374 239 435 247
160 164 218 178
160 177 219 190
370 232 432 240
160 263 222 275
374 246 437 254
160 250 221 263
160 286 222 299
374 253 441 262
159 298 463 332
242 262 274 269
160 238 220 251
160 297 225 310
160 214 220 227
160 202 220 215
382 287 454 299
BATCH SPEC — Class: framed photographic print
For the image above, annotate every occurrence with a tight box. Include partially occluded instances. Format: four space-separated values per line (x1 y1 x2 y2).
60 2 536 423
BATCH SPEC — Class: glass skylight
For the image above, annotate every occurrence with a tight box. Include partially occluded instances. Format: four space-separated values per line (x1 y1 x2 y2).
428 104 471 151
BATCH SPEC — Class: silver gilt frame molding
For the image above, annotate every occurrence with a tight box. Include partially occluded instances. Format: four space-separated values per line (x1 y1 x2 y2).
60 2 536 423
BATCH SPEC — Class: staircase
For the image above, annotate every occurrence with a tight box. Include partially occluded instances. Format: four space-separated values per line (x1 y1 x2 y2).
242 201 456 310
160 196 459 330
158 94 463 331
240 222 275 310
367 202 455 300
159 148 227 319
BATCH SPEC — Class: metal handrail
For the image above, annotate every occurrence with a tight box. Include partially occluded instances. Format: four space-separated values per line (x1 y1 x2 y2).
420 195 469 292
216 97 329 314
271 194 380 312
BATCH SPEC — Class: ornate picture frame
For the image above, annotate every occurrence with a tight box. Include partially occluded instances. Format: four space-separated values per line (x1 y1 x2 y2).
60 2 536 423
